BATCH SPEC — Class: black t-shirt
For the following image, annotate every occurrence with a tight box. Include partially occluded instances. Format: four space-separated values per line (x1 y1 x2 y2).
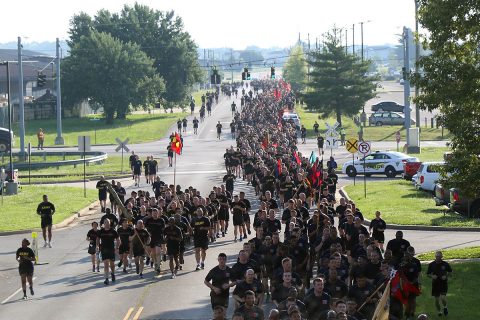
304 291 331 319
191 216 211 239
216 123 222 132
427 260 452 285
117 226 134 246
133 160 142 172
386 238 411 260
145 217 165 239
223 174 236 190
149 160 158 172
132 229 150 250
96 180 109 196
17 247 35 269
370 218 386 232
240 198 251 212
233 279 265 298
87 229 99 245
205 265 232 296
164 225 183 244
232 201 246 218
37 201 55 218
264 219 281 235
98 228 119 250
263 175 276 191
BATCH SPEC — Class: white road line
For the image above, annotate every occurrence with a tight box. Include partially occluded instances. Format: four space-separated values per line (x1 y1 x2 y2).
1 277 37 304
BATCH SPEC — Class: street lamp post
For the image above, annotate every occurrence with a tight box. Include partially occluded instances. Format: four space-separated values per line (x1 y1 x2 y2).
414 0 421 127
1 61 14 180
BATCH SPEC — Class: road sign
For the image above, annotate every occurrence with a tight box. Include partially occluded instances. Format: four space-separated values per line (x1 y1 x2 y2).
115 138 130 153
396 131 401 143
358 141 371 155
325 122 340 138
346 138 358 153
325 137 339 149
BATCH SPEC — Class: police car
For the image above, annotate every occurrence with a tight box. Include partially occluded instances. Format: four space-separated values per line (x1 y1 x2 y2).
342 151 419 178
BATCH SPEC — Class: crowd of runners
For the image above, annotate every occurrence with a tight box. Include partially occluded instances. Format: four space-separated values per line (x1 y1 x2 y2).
16 80 452 319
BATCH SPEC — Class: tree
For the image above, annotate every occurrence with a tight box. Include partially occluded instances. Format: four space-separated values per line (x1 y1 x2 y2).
412 0 480 198
67 3 202 105
283 45 307 92
302 27 378 126
62 31 165 124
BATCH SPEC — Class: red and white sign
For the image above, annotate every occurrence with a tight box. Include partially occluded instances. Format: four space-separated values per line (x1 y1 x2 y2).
358 141 371 155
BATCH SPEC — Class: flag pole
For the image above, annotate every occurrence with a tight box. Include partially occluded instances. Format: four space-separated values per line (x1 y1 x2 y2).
173 151 177 196
357 281 386 312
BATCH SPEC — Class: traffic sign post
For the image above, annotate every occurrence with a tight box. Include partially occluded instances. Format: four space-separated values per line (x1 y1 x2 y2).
325 122 340 155
346 138 358 186
358 141 372 198
115 138 130 174
396 131 401 151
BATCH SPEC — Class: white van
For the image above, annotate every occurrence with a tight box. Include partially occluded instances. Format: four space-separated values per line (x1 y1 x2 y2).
415 162 445 192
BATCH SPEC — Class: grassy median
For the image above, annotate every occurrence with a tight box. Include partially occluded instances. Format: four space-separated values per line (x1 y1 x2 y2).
14 112 186 147
296 106 451 141
415 262 480 318
0 185 97 232
344 180 480 227
417 247 480 261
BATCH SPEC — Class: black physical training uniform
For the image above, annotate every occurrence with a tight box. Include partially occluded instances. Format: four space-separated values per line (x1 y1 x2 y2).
16 247 35 276
37 201 55 228
192 215 211 249
98 228 119 261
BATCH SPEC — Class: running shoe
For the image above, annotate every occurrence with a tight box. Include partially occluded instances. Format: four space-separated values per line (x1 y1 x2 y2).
171 273 176 279
96 266 100 272
139 273 143 278
201 262 205 269
30 287 34 296
111 273 116 282
216 233 220 238
104 278 109 285
196 264 201 271
23 295 27 300
239 236 243 242
47 242 52 248
43 242 48 248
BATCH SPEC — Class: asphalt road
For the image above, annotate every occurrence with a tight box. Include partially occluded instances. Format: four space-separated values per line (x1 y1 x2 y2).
0 90 477 320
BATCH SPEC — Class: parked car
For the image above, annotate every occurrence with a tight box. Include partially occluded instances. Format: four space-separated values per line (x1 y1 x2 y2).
434 183 450 206
282 112 301 130
368 111 416 126
371 101 405 113
449 189 480 218
0 127 14 152
403 161 422 180
415 162 445 192
342 150 419 178
434 183 480 218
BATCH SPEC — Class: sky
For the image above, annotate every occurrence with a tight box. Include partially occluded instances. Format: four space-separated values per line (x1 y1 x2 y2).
2 0 418 49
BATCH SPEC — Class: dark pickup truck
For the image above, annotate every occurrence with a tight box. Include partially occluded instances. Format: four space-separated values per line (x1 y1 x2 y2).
434 183 480 218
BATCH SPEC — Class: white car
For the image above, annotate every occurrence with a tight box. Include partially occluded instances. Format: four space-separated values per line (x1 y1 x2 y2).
282 112 301 130
415 162 445 192
342 151 419 178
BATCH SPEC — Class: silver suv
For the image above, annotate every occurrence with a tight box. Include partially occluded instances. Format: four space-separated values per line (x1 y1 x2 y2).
368 111 415 126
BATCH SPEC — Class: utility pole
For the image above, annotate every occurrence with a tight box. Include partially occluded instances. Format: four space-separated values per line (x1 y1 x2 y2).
360 22 364 61
18 37 25 155
352 24 355 55
55 38 64 145
1 62 14 177
230 49 233 84
345 29 348 55
414 0 421 127
403 27 411 146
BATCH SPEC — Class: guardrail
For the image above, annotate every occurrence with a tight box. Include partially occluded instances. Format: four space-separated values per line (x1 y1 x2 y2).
0 151 108 170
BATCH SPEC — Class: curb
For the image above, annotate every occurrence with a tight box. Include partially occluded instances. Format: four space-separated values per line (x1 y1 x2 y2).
419 258 480 264
339 187 480 232
24 174 132 185
0 200 101 236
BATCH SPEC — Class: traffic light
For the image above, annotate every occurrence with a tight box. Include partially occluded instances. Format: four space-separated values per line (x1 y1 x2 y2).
270 66 275 79
210 67 221 85
242 68 248 81
37 73 46 87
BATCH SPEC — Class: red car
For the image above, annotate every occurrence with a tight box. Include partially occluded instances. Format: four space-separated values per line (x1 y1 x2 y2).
403 161 422 180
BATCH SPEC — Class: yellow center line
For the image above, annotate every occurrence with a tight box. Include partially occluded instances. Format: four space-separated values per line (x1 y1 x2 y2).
122 307 134 320
132 307 144 320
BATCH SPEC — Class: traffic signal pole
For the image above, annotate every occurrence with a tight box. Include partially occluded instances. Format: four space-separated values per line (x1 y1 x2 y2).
55 38 64 145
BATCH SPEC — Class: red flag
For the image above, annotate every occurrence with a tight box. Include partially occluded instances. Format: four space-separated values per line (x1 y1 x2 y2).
293 151 301 165
171 132 182 155
261 135 269 149
391 271 420 305
277 159 282 175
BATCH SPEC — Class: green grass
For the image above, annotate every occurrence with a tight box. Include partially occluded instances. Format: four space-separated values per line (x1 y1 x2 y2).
0 185 97 232
415 262 480 318
344 180 480 227
413 147 450 162
417 247 480 261
296 105 451 141
16 155 138 184
14 112 186 147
